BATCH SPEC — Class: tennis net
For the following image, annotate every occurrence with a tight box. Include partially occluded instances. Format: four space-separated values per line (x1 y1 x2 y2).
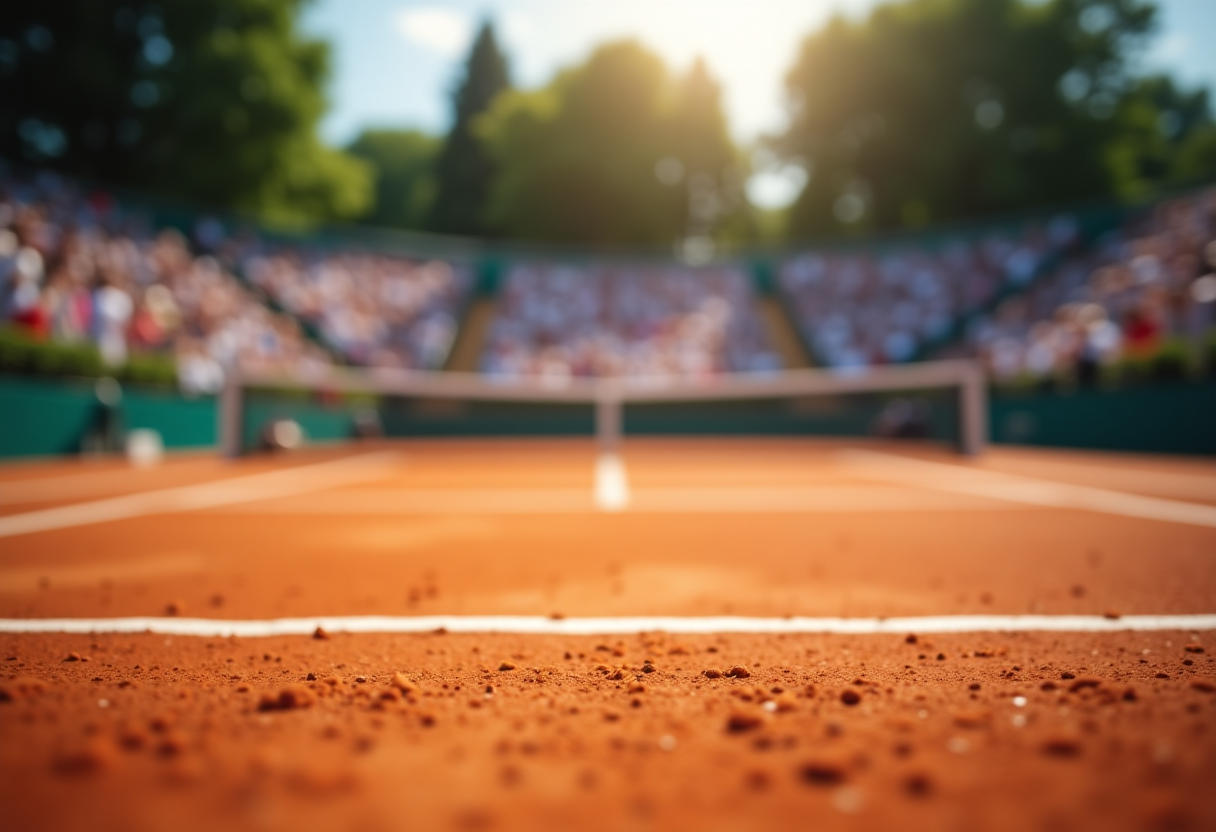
219 360 987 458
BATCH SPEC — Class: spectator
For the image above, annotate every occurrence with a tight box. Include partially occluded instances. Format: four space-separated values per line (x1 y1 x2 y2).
176 336 225 395
94 273 133 367
2 243 47 337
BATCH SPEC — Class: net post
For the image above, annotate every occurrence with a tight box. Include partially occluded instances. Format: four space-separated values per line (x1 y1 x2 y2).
958 362 987 456
596 381 622 456
219 372 244 459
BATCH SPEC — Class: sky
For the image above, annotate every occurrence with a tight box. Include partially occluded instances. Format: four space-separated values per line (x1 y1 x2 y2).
302 0 1216 209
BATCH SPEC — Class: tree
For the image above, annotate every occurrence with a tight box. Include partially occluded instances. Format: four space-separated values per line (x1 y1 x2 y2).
668 58 752 252
347 129 439 230
478 41 744 249
1106 75 1216 193
773 0 1160 238
0 0 370 224
1172 125 1216 185
427 21 509 237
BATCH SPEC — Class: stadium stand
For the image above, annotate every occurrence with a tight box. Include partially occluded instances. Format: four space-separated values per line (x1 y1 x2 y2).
0 169 471 392
239 248 469 372
956 186 1216 382
776 217 1078 370
0 171 332 393
4 165 1212 395
480 262 782 378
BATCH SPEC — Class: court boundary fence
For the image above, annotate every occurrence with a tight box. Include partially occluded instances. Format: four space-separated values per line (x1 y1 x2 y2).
219 360 987 458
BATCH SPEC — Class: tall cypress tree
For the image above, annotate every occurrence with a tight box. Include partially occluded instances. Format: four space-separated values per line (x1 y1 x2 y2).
428 21 509 237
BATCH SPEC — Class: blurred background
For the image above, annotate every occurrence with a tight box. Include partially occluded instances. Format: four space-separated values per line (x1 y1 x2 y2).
1 0 1214 457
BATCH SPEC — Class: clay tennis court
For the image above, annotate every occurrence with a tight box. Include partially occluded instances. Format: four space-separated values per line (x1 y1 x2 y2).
2 439 1215 831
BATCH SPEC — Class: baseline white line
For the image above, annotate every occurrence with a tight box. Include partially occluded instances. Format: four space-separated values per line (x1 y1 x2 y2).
0 614 1213 637
0 451 403 539
840 449 1216 529
595 453 630 512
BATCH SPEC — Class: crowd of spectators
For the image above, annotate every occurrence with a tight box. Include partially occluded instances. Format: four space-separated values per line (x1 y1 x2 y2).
481 263 781 379
960 187 1216 382
240 250 468 372
777 219 1075 370
0 170 326 393
0 168 470 393
6 165 1212 393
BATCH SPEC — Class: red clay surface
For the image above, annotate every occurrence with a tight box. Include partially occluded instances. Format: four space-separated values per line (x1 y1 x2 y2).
1 439 1215 831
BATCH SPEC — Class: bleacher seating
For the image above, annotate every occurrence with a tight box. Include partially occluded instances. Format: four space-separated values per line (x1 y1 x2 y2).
0 169 470 392
480 263 782 378
957 187 1216 381
777 219 1076 370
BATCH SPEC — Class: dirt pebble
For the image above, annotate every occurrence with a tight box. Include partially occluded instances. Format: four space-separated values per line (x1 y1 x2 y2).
799 759 847 785
257 685 316 711
726 711 765 733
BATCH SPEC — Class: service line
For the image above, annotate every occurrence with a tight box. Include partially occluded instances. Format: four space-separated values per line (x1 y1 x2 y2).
1 614 1213 638
208 485 1030 515
840 449 1216 529
0 451 403 539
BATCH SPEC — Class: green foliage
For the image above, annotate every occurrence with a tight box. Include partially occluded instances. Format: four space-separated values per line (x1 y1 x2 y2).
1147 338 1190 381
750 206 789 245
670 58 753 248
774 0 1160 238
1172 125 1216 185
1116 351 1153 383
0 326 178 384
429 22 511 237
0 327 104 378
119 352 178 386
346 129 440 230
1106 75 1216 195
478 41 744 248
479 42 675 245
0 0 370 224
1111 337 1198 384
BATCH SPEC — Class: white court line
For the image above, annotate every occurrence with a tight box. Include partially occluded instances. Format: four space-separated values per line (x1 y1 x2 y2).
841 449 1216 529
0 466 188 507
0 451 403 539
0 613 1213 637
595 453 630 512
977 461 1216 503
215 488 597 514
209 485 1029 515
626 486 1025 513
